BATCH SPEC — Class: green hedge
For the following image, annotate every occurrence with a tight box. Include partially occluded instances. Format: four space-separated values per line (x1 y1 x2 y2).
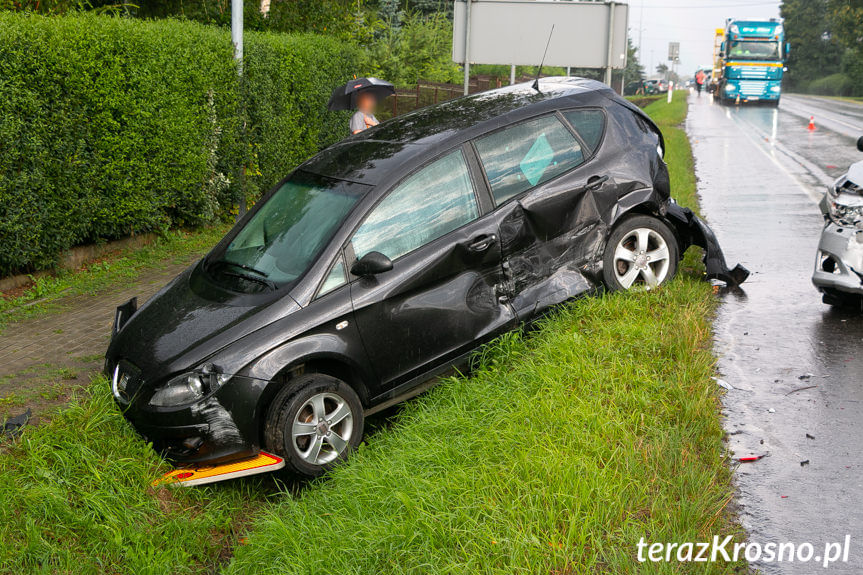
0 14 358 276
807 73 854 97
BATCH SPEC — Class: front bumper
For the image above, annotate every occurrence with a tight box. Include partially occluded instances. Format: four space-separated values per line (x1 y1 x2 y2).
111 369 270 466
723 79 781 102
812 222 863 296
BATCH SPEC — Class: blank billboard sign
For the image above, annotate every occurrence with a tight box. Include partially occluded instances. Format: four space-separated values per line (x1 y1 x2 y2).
453 1 629 69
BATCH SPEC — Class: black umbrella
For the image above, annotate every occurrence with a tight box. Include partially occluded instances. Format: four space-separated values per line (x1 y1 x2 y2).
327 77 395 111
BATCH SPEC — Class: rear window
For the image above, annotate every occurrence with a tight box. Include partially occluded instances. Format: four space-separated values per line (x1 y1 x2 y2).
474 114 584 206
562 109 606 154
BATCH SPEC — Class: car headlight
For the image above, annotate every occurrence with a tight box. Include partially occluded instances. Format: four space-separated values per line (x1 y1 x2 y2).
827 198 863 228
725 84 737 92
149 364 228 407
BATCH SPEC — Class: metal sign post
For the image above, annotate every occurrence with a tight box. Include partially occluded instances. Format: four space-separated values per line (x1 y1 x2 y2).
462 0 472 96
604 2 616 86
232 0 246 218
667 41 679 104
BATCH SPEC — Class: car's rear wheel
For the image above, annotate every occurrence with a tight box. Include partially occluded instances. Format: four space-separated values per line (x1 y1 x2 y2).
603 215 679 292
264 373 364 478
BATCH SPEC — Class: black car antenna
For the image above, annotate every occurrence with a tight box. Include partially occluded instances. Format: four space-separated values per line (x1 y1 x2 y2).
532 24 555 93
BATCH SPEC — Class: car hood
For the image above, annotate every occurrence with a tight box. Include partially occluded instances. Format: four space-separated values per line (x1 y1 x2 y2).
106 263 300 383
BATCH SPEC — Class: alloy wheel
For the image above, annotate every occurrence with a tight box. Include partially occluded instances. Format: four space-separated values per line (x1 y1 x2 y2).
290 392 354 465
612 227 671 289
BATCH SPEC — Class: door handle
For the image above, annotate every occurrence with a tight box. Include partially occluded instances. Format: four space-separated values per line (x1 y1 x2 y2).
467 234 497 252
586 175 609 191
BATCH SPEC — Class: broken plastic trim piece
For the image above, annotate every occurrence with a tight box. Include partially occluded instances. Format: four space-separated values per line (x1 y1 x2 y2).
666 203 750 286
112 297 137 338
154 451 285 487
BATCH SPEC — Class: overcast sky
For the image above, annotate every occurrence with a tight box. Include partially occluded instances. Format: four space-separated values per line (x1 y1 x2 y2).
628 0 781 79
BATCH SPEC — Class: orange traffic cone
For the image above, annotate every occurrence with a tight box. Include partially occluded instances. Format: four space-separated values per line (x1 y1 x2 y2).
808 116 816 131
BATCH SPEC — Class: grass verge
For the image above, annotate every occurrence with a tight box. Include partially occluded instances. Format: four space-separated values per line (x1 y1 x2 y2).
0 95 743 574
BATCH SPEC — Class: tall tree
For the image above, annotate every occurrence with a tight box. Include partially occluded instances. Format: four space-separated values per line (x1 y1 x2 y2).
780 0 843 90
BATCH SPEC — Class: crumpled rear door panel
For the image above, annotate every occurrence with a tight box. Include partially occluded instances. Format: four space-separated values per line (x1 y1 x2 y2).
497 174 610 320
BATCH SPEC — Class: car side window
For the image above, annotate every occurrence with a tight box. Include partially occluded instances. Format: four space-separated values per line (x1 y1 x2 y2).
474 114 585 206
351 149 479 261
562 109 606 154
317 258 347 297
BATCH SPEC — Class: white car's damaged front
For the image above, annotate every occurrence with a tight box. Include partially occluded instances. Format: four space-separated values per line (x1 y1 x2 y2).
813 156 863 308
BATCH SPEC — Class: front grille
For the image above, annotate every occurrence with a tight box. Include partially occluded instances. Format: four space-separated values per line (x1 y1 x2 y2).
112 360 143 404
738 80 767 96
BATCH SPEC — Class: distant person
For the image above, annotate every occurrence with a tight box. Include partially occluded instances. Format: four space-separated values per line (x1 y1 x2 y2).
350 92 379 134
695 69 706 95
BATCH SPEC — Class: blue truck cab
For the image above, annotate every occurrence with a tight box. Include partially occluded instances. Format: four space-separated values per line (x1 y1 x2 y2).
719 19 788 105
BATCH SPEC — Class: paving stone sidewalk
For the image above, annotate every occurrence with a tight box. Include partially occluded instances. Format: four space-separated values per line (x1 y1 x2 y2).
0 255 201 422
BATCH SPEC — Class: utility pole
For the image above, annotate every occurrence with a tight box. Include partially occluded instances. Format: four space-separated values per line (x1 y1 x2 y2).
232 0 246 219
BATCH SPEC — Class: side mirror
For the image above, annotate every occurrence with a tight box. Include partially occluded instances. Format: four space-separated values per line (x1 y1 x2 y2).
351 251 393 277
857 136 863 153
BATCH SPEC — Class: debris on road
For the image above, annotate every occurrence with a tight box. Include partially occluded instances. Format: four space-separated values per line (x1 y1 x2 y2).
767 408 776 413
806 433 816 440
800 460 810 467
785 385 818 396
716 379 734 391
738 454 768 463
1 408 31 439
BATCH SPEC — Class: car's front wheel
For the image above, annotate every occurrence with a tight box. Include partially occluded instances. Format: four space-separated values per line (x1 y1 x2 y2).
603 215 679 292
264 374 364 478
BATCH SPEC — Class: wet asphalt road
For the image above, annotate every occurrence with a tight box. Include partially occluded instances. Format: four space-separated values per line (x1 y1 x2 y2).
687 93 863 573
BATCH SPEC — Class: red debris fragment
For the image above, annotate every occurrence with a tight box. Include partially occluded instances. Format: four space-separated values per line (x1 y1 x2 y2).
738 455 765 462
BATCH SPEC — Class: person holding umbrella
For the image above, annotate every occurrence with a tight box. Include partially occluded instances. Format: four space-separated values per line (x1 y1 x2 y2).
350 92 380 134
327 77 395 135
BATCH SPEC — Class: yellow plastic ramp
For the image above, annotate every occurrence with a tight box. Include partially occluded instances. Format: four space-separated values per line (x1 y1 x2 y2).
155 451 285 487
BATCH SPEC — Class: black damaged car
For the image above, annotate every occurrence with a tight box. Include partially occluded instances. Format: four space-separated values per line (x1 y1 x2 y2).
105 78 747 479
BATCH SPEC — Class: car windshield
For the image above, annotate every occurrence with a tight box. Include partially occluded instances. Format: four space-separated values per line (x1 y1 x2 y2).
729 40 780 60
207 171 366 292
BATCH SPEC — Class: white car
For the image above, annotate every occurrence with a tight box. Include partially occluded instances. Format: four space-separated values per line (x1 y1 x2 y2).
812 136 863 309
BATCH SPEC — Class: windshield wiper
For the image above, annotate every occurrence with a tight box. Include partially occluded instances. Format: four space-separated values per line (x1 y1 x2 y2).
210 258 270 278
207 259 276 291
220 270 277 291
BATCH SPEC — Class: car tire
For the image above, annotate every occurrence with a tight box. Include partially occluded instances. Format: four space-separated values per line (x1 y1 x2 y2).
822 289 863 310
263 373 364 478
602 215 679 292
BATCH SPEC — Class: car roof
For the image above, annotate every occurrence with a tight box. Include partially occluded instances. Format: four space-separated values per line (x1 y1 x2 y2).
301 77 642 187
